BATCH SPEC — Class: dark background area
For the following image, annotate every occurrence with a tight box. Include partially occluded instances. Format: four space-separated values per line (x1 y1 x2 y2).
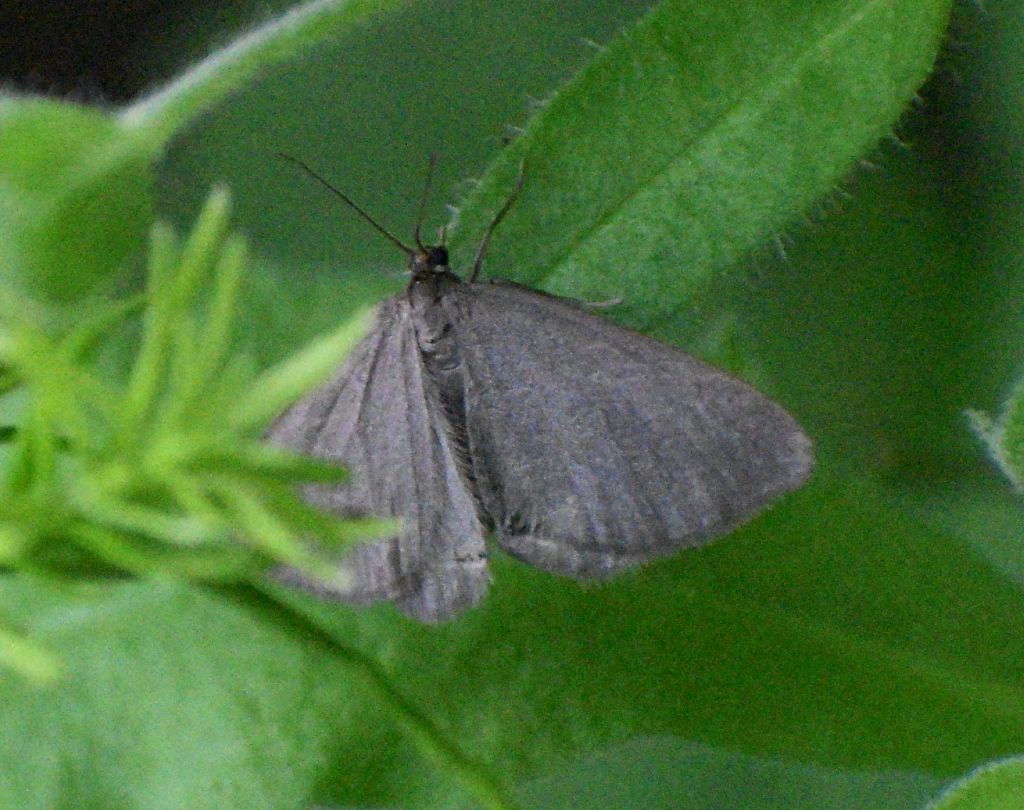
2 0 164 100
0 0 263 102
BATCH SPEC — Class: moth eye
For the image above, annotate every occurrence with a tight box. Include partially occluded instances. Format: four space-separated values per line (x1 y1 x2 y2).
427 246 449 267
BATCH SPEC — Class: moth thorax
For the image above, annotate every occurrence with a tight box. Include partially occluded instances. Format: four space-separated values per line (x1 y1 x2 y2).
408 271 461 368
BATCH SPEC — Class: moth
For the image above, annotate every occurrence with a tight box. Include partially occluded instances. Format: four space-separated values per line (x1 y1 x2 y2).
268 157 814 621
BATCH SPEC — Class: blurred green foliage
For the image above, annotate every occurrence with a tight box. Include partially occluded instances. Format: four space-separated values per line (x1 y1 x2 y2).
3 0 1024 808
926 755 1024 809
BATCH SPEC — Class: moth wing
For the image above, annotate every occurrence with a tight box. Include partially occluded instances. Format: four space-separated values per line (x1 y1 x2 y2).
266 297 488 621
453 282 813 577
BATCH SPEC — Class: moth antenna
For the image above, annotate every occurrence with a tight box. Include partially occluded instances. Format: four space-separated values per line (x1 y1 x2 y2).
469 160 526 283
413 152 439 252
277 152 414 255
438 223 449 247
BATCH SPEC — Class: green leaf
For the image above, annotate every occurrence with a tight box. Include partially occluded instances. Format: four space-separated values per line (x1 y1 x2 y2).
967 376 1024 495
927 756 1024 810
230 307 374 431
451 0 952 329
195 443 349 484
0 177 383 681
0 624 60 687
0 97 153 305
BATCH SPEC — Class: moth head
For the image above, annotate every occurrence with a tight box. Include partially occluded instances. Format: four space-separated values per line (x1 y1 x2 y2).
409 245 451 276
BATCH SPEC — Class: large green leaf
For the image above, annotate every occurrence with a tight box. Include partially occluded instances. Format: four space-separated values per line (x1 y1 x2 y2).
450 0 951 329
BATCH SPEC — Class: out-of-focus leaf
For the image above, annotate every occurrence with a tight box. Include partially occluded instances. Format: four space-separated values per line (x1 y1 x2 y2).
927 755 1024 810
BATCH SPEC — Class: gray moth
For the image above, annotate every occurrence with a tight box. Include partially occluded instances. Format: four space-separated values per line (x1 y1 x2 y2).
267 160 814 622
